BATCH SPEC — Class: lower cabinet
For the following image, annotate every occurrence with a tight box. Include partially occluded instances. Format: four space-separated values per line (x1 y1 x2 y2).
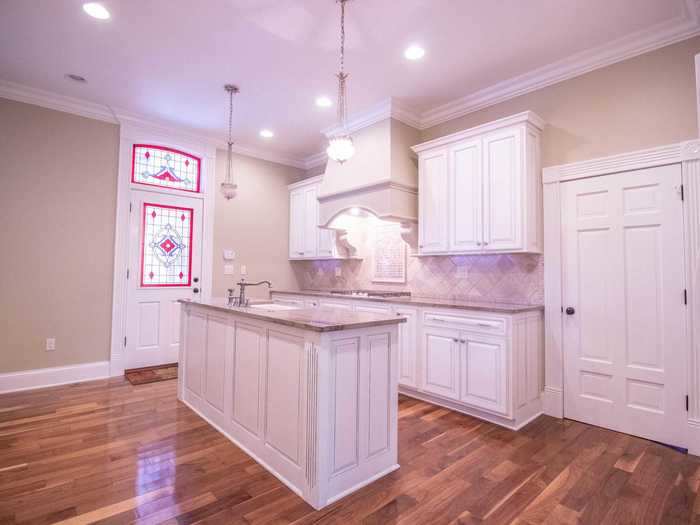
421 327 461 400
395 308 418 388
460 334 507 414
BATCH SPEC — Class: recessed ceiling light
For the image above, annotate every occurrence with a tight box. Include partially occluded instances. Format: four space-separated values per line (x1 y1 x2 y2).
315 96 333 108
82 3 110 20
259 129 274 139
404 45 426 61
65 73 87 83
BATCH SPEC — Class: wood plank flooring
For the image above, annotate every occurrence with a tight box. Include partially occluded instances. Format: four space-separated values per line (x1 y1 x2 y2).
0 378 698 524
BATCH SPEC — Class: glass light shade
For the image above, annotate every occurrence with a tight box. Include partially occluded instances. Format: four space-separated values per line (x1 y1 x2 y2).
220 181 238 200
326 135 355 164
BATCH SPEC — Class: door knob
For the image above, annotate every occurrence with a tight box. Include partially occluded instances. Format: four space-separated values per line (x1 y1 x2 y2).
565 307 575 315
193 288 200 294
193 277 199 283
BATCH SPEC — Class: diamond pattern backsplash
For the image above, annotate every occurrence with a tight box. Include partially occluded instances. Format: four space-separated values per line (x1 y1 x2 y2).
291 252 543 305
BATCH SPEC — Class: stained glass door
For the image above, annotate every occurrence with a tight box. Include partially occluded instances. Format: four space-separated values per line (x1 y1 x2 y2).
125 190 203 369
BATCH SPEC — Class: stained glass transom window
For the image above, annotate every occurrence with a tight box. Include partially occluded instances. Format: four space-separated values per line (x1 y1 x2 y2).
141 203 193 287
132 144 201 193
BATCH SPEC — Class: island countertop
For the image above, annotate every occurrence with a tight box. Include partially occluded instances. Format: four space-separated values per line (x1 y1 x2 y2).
270 289 544 314
178 299 406 332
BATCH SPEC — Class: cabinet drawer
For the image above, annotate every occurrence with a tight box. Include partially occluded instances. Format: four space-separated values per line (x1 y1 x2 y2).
422 311 506 335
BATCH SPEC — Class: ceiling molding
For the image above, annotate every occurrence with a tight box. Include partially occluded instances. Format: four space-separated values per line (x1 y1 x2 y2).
418 9 700 129
0 78 309 170
321 97 422 138
302 151 328 170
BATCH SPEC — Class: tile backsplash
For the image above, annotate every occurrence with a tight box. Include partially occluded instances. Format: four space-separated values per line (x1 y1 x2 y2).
291 252 544 305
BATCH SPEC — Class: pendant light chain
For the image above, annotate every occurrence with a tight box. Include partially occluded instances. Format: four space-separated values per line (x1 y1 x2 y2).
222 84 239 200
337 0 348 128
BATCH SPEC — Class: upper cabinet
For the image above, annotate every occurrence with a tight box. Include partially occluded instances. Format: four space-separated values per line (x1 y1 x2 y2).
288 176 338 260
412 112 544 255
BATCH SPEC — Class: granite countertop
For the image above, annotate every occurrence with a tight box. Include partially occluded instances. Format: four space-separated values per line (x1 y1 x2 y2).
271 289 544 314
178 299 406 333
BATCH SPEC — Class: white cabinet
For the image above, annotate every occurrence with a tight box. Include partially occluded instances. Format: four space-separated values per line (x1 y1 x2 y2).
413 111 543 255
395 307 418 388
418 149 449 253
460 334 507 414
288 176 338 260
421 326 460 400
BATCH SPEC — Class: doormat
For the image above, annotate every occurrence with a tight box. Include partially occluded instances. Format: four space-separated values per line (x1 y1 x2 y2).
125 363 178 385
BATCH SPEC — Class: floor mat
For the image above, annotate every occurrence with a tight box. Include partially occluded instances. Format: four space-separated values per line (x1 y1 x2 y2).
125 364 178 385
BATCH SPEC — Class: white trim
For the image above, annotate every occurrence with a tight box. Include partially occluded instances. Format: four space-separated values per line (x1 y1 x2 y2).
411 111 544 153
689 418 700 456
322 98 422 138
542 386 564 419
109 122 217 377
288 174 323 191
303 151 328 170
0 361 110 394
419 7 700 129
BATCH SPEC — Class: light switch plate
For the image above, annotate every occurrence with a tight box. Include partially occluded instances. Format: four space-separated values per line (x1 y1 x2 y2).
223 249 235 261
335 267 342 277
46 338 56 351
223 264 234 275
240 265 248 276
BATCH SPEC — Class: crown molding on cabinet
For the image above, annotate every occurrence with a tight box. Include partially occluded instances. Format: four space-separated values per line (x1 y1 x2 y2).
321 97 422 138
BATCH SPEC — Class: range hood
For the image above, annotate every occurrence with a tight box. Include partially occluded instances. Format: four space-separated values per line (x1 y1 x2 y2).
318 117 420 246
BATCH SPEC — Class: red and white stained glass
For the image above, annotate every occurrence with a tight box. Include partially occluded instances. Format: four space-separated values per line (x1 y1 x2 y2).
140 203 193 287
132 144 201 193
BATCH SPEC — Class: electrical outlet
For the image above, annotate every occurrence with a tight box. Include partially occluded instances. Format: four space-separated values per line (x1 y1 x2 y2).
335 267 342 277
46 338 56 351
223 264 234 275
240 265 248 276
223 249 235 261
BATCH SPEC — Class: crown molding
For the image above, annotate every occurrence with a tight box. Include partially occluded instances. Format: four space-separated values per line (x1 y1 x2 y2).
302 151 328 170
322 97 422 138
0 79 310 170
419 8 700 129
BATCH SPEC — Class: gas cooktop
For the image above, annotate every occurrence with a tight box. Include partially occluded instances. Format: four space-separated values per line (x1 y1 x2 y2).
329 290 411 298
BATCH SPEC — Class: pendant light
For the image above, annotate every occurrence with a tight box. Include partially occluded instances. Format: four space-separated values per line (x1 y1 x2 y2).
326 0 355 164
221 84 239 200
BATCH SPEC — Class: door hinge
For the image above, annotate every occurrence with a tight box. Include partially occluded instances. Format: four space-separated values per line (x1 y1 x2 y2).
684 289 688 305
123 336 127 347
681 184 685 201
126 268 130 279
129 202 133 212
686 395 689 412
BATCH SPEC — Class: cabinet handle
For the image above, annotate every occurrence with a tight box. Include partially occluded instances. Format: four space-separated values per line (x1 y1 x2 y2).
452 338 459 343
461 339 466 343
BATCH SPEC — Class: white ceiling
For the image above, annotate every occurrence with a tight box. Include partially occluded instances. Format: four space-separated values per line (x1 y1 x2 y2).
0 0 697 166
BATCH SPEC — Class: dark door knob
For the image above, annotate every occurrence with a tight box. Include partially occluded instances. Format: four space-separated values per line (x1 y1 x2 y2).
193 277 199 283
565 307 575 315
193 288 200 294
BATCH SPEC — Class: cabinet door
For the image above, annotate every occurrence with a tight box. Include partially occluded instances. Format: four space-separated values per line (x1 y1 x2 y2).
450 139 483 252
303 186 319 257
395 307 418 389
319 300 353 311
318 227 336 258
483 127 522 251
460 334 507 415
289 189 305 258
421 327 460 400
419 149 449 253
354 303 392 315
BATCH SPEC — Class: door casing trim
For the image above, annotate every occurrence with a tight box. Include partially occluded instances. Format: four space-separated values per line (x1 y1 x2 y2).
109 121 216 377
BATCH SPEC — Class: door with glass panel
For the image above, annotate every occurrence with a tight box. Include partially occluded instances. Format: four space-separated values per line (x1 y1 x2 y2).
125 144 204 370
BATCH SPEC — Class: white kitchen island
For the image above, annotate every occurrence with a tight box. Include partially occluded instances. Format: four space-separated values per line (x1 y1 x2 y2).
177 299 405 510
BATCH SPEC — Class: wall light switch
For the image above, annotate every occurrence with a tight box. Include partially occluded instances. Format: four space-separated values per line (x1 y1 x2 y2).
335 267 342 277
46 338 56 351
223 264 234 275
223 249 236 261
240 265 248 276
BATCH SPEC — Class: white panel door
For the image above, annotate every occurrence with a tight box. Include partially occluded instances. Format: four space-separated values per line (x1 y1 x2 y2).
126 190 203 369
450 139 483 252
419 149 449 253
303 185 319 257
483 127 522 251
460 334 507 415
395 307 418 388
289 189 305 258
318 228 336 258
421 327 460 400
562 164 687 447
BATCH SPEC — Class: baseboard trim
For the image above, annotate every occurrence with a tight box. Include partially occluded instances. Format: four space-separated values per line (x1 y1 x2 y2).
0 361 110 394
543 386 564 418
688 418 700 457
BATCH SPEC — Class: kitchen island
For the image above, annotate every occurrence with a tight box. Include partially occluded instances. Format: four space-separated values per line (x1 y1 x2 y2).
177 299 405 510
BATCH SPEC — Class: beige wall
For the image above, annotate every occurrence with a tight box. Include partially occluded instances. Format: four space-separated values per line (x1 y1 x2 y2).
212 151 303 300
0 98 119 373
422 37 700 167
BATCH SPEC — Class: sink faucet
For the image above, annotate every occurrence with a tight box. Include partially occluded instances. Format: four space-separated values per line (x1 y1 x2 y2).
235 278 272 307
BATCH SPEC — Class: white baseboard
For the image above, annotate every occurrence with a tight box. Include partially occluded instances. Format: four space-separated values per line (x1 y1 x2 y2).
543 386 564 418
688 418 700 457
0 361 110 394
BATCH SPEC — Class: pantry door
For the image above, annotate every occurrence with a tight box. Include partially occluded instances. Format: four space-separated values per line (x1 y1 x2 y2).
125 191 203 369
562 164 687 448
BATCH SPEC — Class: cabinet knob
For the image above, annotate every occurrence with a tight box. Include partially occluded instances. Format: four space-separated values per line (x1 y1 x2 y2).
565 307 575 315
452 338 459 343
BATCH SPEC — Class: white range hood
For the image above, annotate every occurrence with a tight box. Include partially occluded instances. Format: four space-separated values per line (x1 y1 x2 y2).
318 117 420 245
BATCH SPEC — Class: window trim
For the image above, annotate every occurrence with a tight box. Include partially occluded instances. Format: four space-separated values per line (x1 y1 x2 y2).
131 144 202 194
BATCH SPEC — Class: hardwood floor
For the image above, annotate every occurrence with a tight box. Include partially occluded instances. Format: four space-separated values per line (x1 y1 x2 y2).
0 378 698 524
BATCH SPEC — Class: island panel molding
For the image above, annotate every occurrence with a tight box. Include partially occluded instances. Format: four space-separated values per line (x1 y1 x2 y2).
178 301 401 509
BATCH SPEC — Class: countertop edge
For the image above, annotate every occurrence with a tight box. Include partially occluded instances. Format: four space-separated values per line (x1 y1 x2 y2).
270 290 544 314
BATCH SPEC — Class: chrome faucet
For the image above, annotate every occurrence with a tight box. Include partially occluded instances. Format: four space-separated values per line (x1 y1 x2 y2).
235 278 272 306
